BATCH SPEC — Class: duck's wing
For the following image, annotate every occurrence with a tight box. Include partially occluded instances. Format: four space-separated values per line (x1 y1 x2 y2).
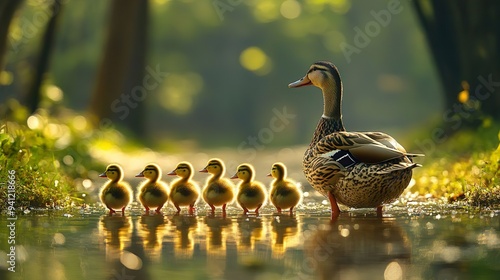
312 132 409 164
363 132 424 157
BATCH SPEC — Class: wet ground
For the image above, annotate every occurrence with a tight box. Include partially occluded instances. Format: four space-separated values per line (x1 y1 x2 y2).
1 201 499 280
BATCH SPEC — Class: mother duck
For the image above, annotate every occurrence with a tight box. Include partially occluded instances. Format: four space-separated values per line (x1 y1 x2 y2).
288 61 422 217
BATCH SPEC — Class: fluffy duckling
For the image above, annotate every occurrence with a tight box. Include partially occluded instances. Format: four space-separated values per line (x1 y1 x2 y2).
231 163 267 215
268 162 303 215
167 162 200 214
99 164 133 215
200 158 235 214
136 163 169 214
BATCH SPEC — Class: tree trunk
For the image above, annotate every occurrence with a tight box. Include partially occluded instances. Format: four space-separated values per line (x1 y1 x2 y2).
88 0 149 136
0 0 25 71
413 0 500 130
24 0 64 113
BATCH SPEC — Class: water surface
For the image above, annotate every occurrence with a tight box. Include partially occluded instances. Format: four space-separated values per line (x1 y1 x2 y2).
1 203 499 280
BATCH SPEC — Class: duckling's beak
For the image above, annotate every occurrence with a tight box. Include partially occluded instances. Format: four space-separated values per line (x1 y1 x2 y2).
135 171 145 177
167 170 176 176
199 167 208 173
288 75 312 88
99 172 107 178
266 173 272 177
230 173 238 179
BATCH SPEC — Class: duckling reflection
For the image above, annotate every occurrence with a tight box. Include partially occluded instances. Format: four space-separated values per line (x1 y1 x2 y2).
169 214 198 259
236 215 265 251
202 215 233 256
271 214 300 258
98 215 132 262
303 217 411 280
136 215 167 262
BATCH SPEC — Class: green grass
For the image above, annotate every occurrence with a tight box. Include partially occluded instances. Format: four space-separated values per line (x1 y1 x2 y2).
411 122 500 208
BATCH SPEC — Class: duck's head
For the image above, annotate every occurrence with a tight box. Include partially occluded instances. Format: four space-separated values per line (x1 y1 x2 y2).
288 61 342 90
136 163 162 181
200 158 225 176
99 164 124 182
267 162 287 180
167 162 193 179
230 163 255 182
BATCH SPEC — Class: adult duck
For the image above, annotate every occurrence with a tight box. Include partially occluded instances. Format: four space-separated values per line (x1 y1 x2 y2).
288 61 422 217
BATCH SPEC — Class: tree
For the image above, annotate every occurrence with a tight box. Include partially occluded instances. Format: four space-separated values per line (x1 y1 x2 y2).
413 0 500 130
0 0 24 71
88 0 149 136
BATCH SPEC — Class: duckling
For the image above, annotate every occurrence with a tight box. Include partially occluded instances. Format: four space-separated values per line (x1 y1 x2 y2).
200 158 235 214
288 61 422 217
230 163 267 215
167 162 200 214
99 164 133 215
268 162 303 215
136 163 169 214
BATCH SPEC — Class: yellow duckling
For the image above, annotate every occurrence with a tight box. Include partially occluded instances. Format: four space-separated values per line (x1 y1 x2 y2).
200 158 235 214
268 162 303 215
99 164 133 215
231 163 267 215
136 163 169 214
167 162 200 214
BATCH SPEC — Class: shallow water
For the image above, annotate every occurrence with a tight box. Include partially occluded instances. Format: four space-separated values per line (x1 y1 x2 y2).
1 203 499 280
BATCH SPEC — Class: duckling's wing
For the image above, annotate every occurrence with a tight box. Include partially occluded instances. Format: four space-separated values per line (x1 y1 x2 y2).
314 132 407 164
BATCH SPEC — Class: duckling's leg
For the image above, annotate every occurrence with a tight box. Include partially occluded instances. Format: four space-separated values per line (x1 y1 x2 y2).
209 204 216 215
276 207 282 214
328 192 341 219
121 206 126 216
255 204 262 215
188 204 195 215
174 204 182 214
144 206 150 214
107 207 116 215
289 206 295 216
222 204 227 213
376 206 383 217
155 204 164 214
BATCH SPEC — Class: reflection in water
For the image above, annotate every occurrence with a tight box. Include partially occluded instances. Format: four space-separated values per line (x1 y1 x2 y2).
98 215 132 262
136 214 167 262
302 216 411 280
170 214 198 259
201 215 233 279
271 214 300 258
236 215 265 251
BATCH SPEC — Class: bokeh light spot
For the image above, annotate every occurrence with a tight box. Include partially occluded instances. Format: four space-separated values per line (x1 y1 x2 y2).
121 250 143 270
240 47 272 75
281 0 302 19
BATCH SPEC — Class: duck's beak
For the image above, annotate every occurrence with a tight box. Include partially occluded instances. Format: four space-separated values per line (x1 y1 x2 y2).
167 170 176 176
288 75 312 88
199 167 208 173
135 171 145 177
230 173 238 179
99 172 107 178
266 173 272 177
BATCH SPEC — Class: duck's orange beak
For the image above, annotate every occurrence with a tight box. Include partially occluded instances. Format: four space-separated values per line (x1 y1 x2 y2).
288 75 312 88
167 170 176 176
266 173 272 177
99 172 107 178
199 167 208 173
135 171 145 177
230 173 238 179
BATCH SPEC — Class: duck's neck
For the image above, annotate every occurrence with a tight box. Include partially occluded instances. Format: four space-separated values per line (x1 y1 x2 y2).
210 171 223 181
310 82 345 147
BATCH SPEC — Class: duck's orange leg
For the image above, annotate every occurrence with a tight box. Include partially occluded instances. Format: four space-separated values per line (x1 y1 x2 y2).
328 192 341 220
289 206 295 216
276 207 282 214
188 204 195 215
174 204 181 214
255 204 262 215
121 207 126 216
155 204 164 214
376 206 383 218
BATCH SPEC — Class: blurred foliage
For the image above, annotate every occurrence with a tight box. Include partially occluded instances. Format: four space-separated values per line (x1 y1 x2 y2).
0 92 135 211
0 0 441 149
411 122 500 208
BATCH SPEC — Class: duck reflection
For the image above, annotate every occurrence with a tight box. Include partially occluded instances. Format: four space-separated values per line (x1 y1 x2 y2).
98 215 132 262
136 214 167 262
202 215 233 255
169 214 198 259
303 216 411 280
236 215 265 251
271 214 300 258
